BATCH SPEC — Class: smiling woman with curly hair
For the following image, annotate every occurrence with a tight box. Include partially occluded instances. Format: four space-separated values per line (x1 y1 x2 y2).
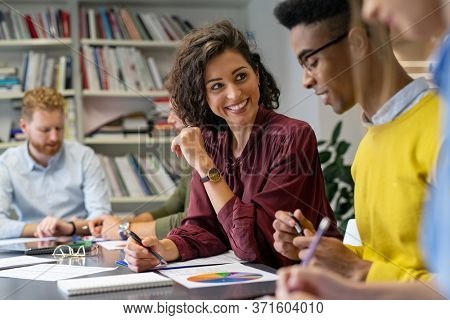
166 20 280 128
124 20 339 273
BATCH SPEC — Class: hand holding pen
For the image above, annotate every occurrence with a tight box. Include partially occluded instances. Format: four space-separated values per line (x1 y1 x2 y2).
284 212 331 265
300 217 331 266
126 230 168 267
273 209 314 261
289 212 305 236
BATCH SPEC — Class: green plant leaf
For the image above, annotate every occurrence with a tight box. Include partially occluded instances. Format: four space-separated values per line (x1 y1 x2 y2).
326 182 338 201
317 140 327 147
323 163 340 181
339 201 353 214
340 187 350 199
336 141 350 155
319 121 354 233
330 121 342 146
340 165 354 185
319 151 332 163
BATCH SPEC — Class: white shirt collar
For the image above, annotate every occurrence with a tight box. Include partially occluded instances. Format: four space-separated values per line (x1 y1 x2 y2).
362 77 430 127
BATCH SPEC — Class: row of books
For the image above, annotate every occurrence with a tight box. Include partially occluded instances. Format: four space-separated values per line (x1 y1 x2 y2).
98 153 177 198
0 8 70 40
0 66 20 93
81 45 163 91
80 7 193 41
21 51 72 92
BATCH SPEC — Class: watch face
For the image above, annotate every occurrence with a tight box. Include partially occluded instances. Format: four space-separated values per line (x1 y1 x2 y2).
208 167 221 182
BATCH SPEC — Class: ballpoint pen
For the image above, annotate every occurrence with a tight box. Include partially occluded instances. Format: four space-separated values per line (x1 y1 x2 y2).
300 217 331 266
127 230 168 266
289 212 305 236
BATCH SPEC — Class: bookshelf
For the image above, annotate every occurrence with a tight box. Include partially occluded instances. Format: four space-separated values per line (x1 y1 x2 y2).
0 0 77 153
0 0 249 210
392 30 436 83
0 38 72 48
82 90 168 98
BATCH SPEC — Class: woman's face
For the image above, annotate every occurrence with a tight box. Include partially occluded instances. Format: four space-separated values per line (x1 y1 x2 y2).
204 49 260 128
362 0 445 39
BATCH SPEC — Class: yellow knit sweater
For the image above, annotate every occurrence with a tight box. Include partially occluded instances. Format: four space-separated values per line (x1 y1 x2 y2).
350 92 440 282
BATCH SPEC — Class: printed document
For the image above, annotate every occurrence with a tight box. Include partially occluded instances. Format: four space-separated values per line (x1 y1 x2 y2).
0 263 115 281
97 240 127 251
0 256 57 270
157 250 244 270
159 263 278 288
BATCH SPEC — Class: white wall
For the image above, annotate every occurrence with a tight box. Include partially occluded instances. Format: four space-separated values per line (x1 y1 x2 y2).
245 0 365 163
245 0 320 132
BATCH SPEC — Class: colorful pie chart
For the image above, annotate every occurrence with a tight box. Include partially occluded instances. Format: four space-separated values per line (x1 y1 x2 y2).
187 272 262 283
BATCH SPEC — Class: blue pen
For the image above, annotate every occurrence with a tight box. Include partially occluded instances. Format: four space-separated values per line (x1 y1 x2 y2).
301 217 331 266
128 230 168 266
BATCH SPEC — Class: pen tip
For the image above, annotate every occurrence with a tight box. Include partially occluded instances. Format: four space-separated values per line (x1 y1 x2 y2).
319 217 331 230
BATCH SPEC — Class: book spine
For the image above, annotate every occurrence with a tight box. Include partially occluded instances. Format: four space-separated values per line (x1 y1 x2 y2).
5 11 16 39
108 9 122 40
62 10 70 38
25 15 38 39
113 7 129 40
110 157 129 196
65 55 72 89
48 7 58 38
99 7 112 39
87 9 96 39
127 153 153 195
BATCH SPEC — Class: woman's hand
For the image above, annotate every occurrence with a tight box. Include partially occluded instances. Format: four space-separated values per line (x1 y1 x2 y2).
125 237 179 272
171 127 213 174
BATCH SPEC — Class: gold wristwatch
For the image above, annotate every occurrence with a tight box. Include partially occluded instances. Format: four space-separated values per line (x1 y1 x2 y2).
200 167 221 183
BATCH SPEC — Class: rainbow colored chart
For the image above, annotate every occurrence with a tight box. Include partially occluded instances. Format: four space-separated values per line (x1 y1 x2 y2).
187 272 262 283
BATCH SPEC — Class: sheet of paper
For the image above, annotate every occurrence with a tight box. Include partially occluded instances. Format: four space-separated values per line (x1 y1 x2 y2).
0 256 57 271
97 240 127 250
158 263 278 288
0 263 116 281
343 219 362 246
0 237 56 246
157 250 244 270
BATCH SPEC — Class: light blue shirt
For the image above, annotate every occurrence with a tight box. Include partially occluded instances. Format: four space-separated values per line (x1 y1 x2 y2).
0 141 111 239
362 77 430 126
423 32 450 298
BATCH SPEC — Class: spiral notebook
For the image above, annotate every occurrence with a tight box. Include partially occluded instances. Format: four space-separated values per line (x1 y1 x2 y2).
57 272 173 296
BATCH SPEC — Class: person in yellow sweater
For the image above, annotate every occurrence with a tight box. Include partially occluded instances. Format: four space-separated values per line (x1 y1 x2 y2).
272 0 440 282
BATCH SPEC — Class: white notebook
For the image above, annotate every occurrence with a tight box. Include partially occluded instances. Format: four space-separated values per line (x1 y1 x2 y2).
57 272 173 296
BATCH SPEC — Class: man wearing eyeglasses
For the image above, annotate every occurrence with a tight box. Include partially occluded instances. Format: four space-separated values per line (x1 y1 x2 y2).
272 0 440 282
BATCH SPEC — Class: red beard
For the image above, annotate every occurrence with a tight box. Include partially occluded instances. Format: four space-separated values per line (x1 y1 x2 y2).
29 139 62 156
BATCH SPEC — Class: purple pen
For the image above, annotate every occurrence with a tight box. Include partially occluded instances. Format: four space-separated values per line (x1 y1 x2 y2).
300 217 331 266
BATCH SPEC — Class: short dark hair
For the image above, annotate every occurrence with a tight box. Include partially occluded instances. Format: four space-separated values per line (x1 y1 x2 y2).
274 0 352 36
165 20 280 127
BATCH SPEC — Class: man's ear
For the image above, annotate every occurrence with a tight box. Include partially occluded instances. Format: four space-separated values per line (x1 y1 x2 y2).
347 27 370 60
19 117 29 136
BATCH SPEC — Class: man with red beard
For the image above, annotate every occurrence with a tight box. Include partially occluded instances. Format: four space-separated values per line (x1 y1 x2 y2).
0 88 111 239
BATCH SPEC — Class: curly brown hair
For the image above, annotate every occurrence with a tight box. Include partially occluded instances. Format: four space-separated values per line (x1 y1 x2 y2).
21 87 65 121
165 20 280 127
